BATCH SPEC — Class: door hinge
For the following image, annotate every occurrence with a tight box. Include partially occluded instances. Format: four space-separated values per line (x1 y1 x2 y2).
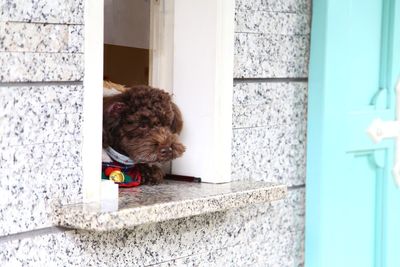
367 79 400 187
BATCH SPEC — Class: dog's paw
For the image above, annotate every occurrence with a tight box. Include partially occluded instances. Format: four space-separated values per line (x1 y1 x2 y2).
148 166 164 185
140 165 165 185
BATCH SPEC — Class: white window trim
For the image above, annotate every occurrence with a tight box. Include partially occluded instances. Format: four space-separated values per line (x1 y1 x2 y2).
82 0 104 202
82 0 234 201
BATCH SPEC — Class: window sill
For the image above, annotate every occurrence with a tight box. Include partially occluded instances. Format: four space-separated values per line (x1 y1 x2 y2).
54 180 287 231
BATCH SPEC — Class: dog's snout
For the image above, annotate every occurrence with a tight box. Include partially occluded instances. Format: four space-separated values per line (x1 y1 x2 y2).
159 146 173 158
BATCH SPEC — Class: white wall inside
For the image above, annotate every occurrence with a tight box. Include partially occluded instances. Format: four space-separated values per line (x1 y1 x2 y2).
149 0 174 93
171 0 234 183
104 0 150 49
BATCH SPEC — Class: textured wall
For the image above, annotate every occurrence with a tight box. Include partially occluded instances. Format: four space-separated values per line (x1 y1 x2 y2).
232 82 307 186
0 0 310 266
0 0 84 236
231 0 310 265
0 189 304 266
234 0 310 78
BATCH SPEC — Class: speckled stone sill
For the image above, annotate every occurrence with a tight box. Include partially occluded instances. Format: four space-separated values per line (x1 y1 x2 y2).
54 180 287 231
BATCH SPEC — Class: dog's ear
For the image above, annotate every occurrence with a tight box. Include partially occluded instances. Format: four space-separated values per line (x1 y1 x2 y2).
107 102 127 117
171 102 183 134
103 99 128 148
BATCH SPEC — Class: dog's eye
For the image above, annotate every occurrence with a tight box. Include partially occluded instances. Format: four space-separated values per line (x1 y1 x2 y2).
139 122 148 129
126 120 135 125
139 117 150 129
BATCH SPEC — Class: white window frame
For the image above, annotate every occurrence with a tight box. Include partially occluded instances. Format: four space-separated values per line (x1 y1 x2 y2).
82 0 234 202
82 0 104 202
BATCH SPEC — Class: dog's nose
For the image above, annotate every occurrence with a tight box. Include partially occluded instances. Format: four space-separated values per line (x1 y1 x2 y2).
160 146 173 158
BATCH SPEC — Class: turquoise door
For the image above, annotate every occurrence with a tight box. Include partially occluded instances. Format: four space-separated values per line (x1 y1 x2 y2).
306 0 400 266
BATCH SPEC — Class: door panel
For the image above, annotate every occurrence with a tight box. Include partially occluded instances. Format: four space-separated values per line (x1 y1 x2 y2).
306 0 400 266
344 151 385 267
347 0 384 109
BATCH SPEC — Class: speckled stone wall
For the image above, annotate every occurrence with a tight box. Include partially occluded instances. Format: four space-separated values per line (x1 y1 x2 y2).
234 0 310 78
0 189 304 266
0 0 85 237
232 0 310 184
231 0 310 265
0 0 310 266
232 82 307 186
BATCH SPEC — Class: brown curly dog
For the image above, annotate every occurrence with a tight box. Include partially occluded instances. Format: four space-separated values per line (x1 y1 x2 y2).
103 84 185 184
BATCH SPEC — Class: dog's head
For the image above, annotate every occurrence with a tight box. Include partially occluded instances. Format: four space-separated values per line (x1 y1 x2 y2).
103 85 185 164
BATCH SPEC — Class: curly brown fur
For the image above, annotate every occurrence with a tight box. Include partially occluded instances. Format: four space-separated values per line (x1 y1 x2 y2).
103 85 185 184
